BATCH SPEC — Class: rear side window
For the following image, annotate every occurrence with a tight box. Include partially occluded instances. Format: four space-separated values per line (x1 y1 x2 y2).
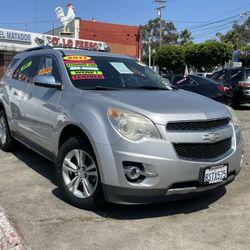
13 56 40 82
173 76 196 86
191 75 216 85
211 70 226 81
230 69 242 81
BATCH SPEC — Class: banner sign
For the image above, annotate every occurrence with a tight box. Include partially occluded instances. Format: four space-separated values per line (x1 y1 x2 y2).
0 28 109 52
0 29 31 44
45 35 107 51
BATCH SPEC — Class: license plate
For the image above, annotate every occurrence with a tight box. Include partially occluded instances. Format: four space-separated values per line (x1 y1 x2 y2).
202 165 228 185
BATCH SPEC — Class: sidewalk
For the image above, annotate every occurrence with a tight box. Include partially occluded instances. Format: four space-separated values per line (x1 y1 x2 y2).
0 207 28 250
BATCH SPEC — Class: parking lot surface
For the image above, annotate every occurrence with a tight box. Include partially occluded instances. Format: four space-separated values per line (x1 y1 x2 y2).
0 107 250 250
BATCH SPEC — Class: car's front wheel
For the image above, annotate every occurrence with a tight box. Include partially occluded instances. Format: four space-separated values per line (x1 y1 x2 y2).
55 137 104 210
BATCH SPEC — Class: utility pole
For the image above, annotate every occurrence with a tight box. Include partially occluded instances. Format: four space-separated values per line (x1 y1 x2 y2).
154 0 166 47
148 36 152 67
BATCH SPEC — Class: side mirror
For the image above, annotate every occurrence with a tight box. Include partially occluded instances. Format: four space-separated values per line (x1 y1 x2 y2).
34 75 62 90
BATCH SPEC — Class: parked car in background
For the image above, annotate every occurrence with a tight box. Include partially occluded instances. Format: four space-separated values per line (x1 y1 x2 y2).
210 67 250 107
163 74 232 105
195 72 213 78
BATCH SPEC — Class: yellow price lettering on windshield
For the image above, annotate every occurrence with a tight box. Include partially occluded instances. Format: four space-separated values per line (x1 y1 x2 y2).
63 56 91 61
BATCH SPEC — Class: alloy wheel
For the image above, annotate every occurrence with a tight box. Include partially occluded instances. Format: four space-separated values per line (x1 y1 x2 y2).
62 149 98 199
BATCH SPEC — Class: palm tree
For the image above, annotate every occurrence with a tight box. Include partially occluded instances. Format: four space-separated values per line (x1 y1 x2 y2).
179 29 193 46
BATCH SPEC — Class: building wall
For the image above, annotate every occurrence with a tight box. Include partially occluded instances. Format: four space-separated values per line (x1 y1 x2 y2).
79 20 142 58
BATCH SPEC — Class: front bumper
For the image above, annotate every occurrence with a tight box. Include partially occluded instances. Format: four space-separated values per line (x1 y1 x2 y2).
95 125 244 205
102 174 235 205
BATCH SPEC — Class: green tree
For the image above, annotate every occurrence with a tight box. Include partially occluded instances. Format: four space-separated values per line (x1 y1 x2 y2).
185 41 232 72
218 18 250 49
179 29 193 46
142 18 179 62
239 54 250 66
155 45 185 73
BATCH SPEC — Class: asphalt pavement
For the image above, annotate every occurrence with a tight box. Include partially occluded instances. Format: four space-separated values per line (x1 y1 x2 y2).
0 106 249 250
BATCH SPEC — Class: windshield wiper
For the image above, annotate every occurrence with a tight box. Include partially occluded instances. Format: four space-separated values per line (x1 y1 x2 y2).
84 86 120 91
136 85 169 90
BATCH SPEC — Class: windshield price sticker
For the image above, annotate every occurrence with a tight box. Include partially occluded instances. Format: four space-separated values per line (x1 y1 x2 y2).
70 70 103 75
64 60 97 65
21 61 32 71
64 56 105 80
69 66 99 71
38 67 52 76
63 56 91 61
72 75 105 80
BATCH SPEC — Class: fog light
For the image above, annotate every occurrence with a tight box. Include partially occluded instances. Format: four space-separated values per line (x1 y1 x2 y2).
124 166 141 180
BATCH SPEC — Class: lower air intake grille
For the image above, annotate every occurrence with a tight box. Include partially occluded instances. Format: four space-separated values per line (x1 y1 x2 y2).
173 138 232 161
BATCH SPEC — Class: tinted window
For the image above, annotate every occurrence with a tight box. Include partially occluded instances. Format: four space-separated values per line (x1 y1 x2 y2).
63 55 172 90
173 76 196 86
211 70 226 81
191 75 217 85
244 69 250 79
230 69 242 81
37 56 61 82
13 56 40 82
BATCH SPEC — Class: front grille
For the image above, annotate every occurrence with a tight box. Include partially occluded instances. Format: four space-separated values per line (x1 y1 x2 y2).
173 138 232 161
167 119 229 131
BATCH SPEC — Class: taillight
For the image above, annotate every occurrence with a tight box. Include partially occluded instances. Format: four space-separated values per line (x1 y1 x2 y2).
218 85 230 92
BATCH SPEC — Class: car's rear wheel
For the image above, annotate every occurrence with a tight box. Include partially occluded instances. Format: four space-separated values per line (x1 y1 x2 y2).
0 110 16 152
55 137 104 210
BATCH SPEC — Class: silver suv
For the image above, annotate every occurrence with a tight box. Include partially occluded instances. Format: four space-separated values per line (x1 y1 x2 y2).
0 46 244 209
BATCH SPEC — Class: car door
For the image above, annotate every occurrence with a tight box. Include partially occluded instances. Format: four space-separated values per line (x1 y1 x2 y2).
25 55 62 154
9 56 40 138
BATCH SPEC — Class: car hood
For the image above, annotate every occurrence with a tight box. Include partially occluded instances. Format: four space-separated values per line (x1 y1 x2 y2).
89 89 230 125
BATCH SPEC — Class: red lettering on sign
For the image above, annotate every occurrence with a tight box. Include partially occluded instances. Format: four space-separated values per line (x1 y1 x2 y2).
52 37 59 46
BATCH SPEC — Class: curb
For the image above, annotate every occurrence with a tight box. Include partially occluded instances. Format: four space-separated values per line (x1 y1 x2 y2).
0 207 29 250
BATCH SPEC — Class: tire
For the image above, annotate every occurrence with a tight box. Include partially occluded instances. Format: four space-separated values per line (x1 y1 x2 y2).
0 110 16 152
55 137 104 210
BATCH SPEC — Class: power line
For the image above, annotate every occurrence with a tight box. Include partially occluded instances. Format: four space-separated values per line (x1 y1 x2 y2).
177 14 241 32
192 18 244 39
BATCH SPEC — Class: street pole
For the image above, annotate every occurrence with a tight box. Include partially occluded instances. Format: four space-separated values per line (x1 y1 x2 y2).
155 0 166 47
149 37 152 67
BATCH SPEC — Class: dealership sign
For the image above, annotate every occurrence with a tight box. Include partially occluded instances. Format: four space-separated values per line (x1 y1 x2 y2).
0 29 31 44
0 28 108 51
44 35 107 51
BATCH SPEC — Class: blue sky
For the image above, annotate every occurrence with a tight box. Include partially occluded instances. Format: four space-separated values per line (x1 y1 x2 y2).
0 0 250 43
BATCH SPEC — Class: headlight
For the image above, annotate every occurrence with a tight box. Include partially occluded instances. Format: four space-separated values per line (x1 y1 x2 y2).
226 106 240 128
108 108 161 141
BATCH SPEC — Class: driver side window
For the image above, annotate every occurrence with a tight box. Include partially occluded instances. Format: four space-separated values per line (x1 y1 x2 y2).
37 56 61 83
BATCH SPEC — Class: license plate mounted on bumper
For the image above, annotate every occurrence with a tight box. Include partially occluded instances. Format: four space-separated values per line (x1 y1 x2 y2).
199 164 228 185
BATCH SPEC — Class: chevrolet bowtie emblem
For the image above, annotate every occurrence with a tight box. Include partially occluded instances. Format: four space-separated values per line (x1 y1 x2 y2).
203 132 220 142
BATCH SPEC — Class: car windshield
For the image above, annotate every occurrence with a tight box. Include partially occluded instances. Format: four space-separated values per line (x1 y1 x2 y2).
63 55 173 90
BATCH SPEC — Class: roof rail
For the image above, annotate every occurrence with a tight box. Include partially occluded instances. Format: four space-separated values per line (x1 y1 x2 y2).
23 45 53 53
53 46 111 53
